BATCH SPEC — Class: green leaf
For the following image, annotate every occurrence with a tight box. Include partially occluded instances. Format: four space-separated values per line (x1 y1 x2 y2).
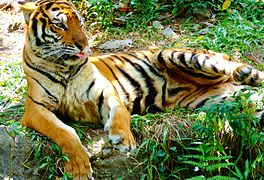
234 165 243 179
222 0 231 10
39 162 48 170
205 163 233 171
156 149 165 157
208 176 237 180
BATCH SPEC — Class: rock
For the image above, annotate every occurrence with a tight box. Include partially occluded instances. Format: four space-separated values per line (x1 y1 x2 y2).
192 8 211 19
162 27 179 39
0 36 3 46
8 22 22 33
0 0 12 10
152 21 164 30
83 129 145 179
92 153 144 179
0 125 38 179
99 39 133 50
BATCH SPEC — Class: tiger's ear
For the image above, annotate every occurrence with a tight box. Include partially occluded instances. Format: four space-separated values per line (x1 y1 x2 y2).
17 1 37 25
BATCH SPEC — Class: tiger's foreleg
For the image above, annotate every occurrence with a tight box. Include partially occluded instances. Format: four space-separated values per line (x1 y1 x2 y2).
22 97 93 179
101 92 136 152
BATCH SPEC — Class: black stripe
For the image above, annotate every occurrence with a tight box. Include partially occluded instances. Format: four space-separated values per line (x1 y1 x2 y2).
32 19 42 46
139 52 167 107
40 18 60 42
195 97 210 109
177 52 188 67
57 12 63 17
98 58 130 105
86 80 95 96
40 18 48 42
57 2 71 6
171 58 222 80
185 88 208 108
50 26 58 34
97 91 104 120
32 19 38 37
24 58 66 88
122 55 158 112
38 0 51 6
117 66 143 114
141 59 167 108
44 2 53 10
191 54 202 70
157 51 166 67
29 75 59 103
111 55 125 63
52 7 60 11
129 52 164 78
168 87 189 97
211 64 218 73
42 12 49 19
260 113 264 127
28 95 47 108
177 93 189 107
69 58 88 79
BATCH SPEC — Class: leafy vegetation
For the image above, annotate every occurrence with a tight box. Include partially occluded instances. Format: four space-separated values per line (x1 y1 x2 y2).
132 87 264 179
1 0 264 179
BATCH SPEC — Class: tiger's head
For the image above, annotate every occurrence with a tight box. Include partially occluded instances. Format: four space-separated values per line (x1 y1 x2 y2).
19 0 90 65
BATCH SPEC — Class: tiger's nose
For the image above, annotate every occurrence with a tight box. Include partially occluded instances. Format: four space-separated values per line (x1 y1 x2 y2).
75 41 87 51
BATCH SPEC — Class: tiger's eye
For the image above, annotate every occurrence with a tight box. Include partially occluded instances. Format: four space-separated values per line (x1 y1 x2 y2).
53 22 67 30
56 23 64 27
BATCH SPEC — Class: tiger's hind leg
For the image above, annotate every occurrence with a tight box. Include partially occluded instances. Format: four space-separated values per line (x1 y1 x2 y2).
183 83 264 123
152 48 264 86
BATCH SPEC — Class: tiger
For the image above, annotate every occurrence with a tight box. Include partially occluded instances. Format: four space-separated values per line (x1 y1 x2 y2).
18 0 264 179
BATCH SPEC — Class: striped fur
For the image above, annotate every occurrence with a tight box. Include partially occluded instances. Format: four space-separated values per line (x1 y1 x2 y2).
19 0 264 179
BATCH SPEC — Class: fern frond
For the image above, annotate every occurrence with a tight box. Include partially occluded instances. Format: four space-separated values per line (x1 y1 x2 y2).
182 160 207 169
205 162 234 171
205 156 233 161
207 175 237 180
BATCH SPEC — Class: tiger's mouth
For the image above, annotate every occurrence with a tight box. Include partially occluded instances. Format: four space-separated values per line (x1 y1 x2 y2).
74 53 86 60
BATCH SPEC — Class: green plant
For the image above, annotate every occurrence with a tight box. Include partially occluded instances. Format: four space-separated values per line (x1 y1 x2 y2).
179 0 264 69
126 0 162 29
132 109 194 179
132 85 264 179
73 0 117 29
192 87 264 179
181 145 234 179
29 130 73 179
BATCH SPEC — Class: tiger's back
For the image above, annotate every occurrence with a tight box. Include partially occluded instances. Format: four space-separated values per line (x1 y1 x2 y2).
90 48 264 114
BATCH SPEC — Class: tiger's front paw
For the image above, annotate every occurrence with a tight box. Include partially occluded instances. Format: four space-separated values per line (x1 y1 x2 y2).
108 127 137 153
65 146 94 180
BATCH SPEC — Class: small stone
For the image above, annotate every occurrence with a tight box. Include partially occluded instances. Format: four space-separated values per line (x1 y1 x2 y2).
152 21 164 30
102 147 113 157
8 22 22 32
162 27 179 39
0 36 3 46
193 8 211 19
99 39 133 50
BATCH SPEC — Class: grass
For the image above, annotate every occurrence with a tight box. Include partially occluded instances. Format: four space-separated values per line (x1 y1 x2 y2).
1 0 264 179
